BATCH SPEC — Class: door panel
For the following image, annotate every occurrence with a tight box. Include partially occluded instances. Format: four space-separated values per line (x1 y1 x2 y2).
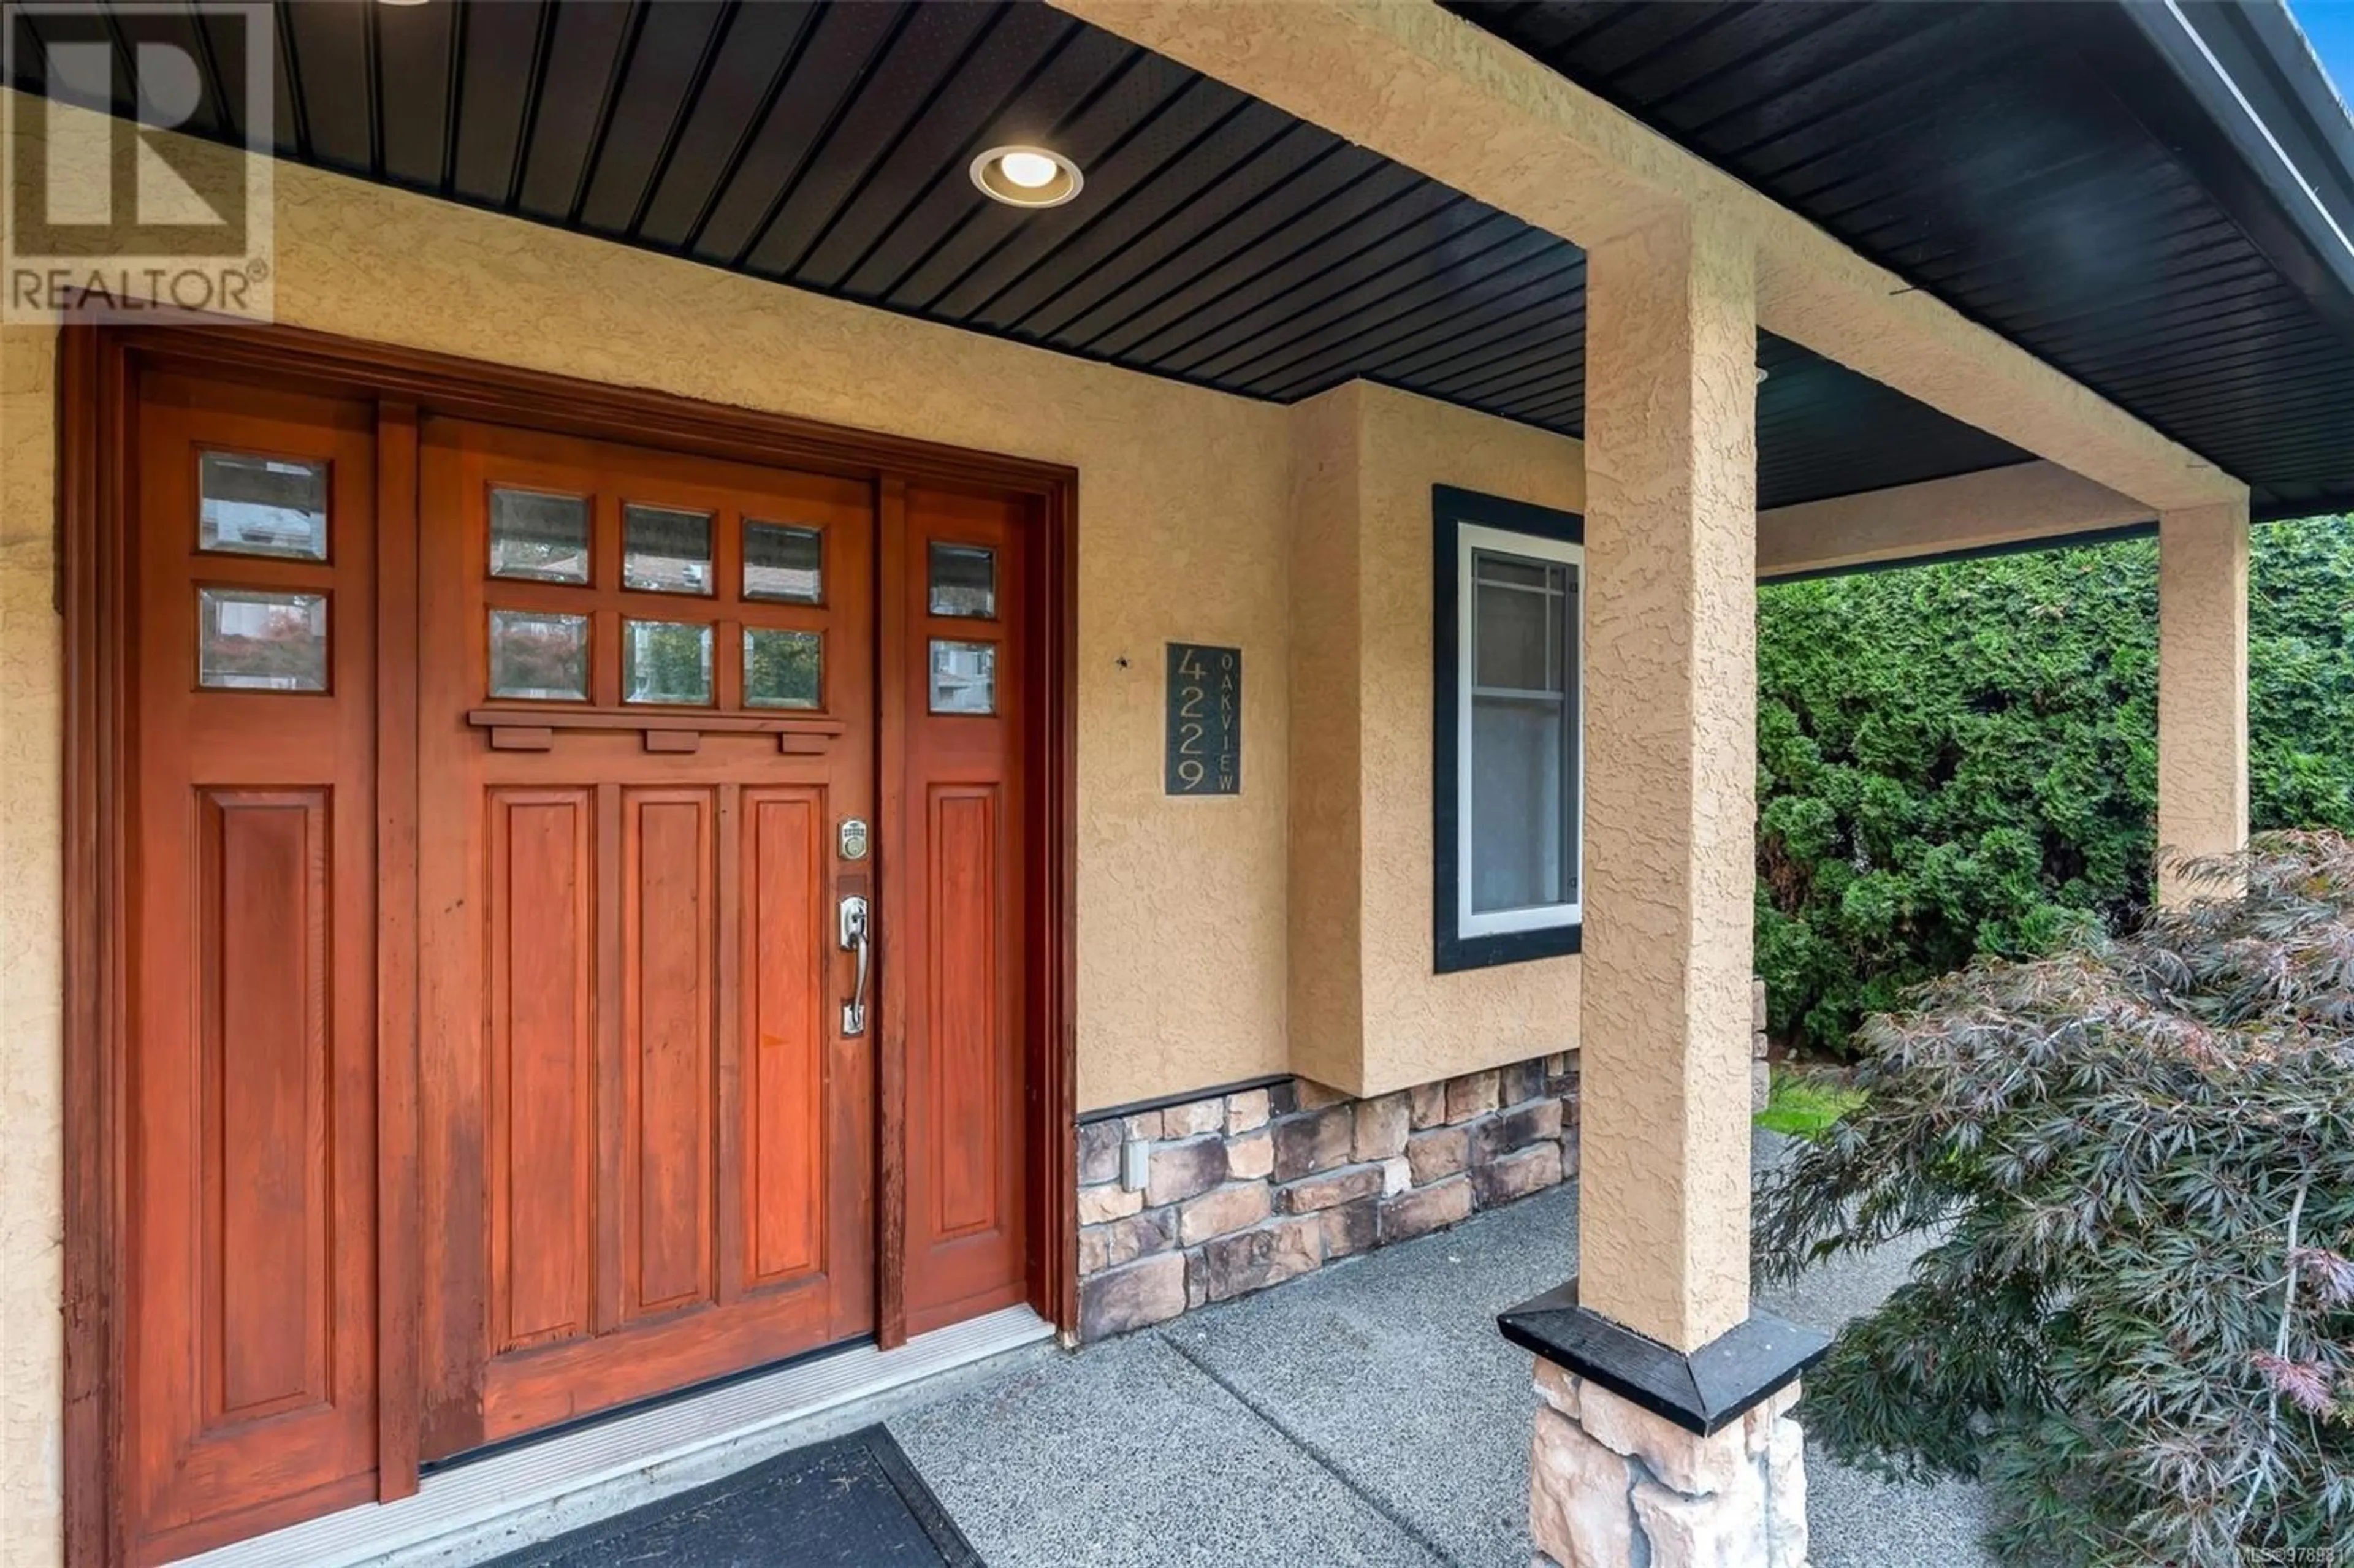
126 375 381 1563
623 786 716 1320
200 790 331 1423
486 786 595 1355
416 418 878 1455
929 786 1004 1241
894 485 1032 1337
742 788 829 1289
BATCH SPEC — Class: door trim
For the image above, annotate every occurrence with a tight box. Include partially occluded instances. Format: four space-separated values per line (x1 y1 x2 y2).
58 315 1081 1567
374 400 423 1505
875 478 913 1350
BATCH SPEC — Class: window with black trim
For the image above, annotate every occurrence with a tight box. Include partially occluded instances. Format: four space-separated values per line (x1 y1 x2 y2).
1433 485 1583 973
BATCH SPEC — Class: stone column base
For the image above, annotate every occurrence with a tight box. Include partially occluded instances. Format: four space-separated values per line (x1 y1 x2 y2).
1528 1361 1808 1568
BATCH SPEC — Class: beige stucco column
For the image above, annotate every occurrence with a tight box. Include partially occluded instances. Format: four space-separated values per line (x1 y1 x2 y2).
1507 197 1817 1568
1579 196 1758 1353
2155 499 2252 905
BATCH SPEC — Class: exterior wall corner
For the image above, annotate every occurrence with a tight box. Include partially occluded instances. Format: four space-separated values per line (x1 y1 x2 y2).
0 320 66 1566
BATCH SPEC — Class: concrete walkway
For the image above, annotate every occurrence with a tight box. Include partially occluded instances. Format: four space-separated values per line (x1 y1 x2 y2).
887 1148 1994 1567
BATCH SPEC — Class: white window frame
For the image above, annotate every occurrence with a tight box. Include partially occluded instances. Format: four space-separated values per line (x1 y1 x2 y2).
1455 522 1585 940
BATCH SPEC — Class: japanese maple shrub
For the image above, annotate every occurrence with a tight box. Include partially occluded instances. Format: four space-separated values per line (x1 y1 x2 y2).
1755 832 2354 1566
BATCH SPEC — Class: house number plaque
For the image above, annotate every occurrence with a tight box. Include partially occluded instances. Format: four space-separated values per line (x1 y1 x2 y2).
1165 642 1241 796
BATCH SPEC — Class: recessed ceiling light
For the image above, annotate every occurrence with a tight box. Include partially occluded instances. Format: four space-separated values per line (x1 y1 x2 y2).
970 145 1083 210
998 151 1058 189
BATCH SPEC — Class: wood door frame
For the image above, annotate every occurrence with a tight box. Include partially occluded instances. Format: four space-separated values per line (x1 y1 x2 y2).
58 314 1081 1567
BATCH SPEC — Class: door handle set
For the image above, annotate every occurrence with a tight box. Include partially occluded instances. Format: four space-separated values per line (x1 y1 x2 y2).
839 894 870 1037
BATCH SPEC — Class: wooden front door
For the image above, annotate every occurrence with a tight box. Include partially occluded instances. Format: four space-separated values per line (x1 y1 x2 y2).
414 419 884 1455
97 339 1058 1562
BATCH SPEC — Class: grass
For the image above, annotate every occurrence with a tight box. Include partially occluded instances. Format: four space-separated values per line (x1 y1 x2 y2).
1754 1067 1867 1140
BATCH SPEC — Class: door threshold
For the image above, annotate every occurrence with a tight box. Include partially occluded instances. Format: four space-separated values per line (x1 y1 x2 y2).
167 1306 1056 1567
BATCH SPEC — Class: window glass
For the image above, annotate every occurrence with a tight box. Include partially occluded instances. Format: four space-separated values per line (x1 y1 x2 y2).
1471 698 1569 911
623 618 714 705
1473 552 1562 693
929 639 996 715
744 629 821 709
928 542 996 618
199 452 328 560
199 588 328 690
487 609 590 701
744 521 822 603
489 489 591 582
623 504 714 595
1464 539 1580 923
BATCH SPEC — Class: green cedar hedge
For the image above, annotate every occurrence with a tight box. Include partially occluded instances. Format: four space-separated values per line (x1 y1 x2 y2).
1755 513 2354 1057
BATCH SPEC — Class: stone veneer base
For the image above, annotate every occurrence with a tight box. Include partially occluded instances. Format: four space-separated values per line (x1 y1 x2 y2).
1075 1052 1580 1340
1076 981 1772 1341
1529 1364 1811 1568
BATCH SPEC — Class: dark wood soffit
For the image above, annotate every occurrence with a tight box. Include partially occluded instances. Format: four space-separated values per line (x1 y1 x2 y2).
7 0 2039 514
1444 0 2354 520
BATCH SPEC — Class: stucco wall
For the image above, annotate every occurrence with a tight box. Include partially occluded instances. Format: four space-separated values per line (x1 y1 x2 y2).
1284 390 1365 1091
1288 382 1588 1097
0 327 62 1561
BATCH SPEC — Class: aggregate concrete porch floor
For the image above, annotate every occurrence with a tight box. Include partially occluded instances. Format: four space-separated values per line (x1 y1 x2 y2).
888 1137 1995 1567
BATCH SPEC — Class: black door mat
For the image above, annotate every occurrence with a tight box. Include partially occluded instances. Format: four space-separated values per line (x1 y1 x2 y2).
481 1425 981 1568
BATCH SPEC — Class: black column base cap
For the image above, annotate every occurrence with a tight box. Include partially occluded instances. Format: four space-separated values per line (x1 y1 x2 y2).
1497 1276 1831 1437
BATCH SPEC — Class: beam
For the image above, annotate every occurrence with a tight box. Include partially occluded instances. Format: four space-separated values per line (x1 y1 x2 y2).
1053 0 2245 517
1757 461 2151 579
